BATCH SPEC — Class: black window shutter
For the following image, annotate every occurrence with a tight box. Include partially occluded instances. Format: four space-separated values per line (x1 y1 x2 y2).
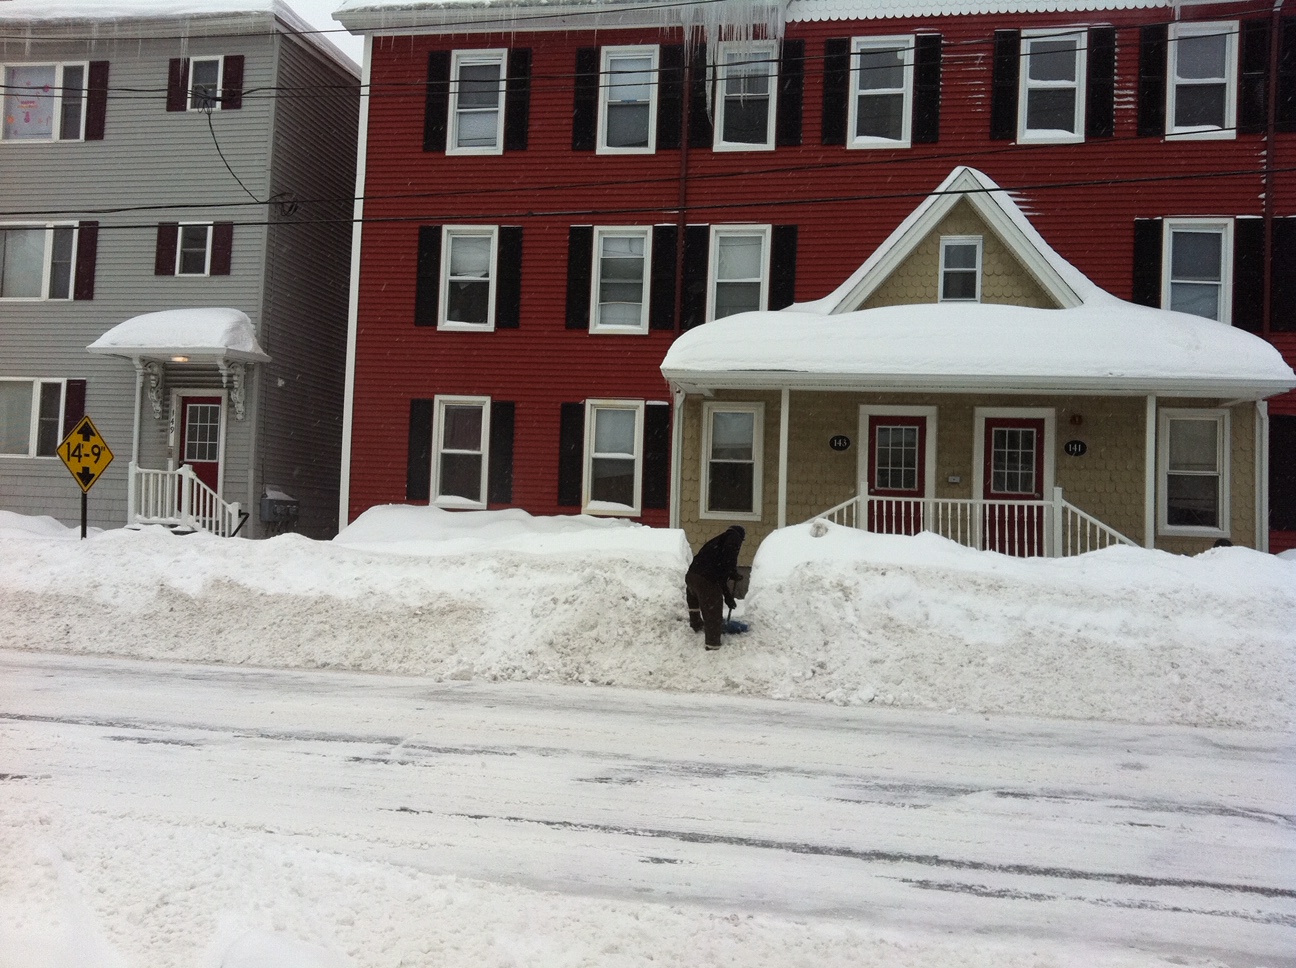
1131 218 1163 307
657 44 684 150
85 61 109 140
1085 27 1116 139
424 50 451 152
990 30 1020 141
166 58 188 112
649 224 678 330
1270 415 1296 529
557 402 585 507
504 48 532 151
688 46 713 148
821 38 850 145
488 401 515 504
414 225 442 327
1273 217 1296 331
912 34 942 144
572 47 599 151
1280 18 1296 133
642 403 671 510
221 55 244 110
155 223 178 275
1138 24 1168 138
775 39 805 147
565 226 594 329
407 399 434 502
770 225 798 310
210 222 233 276
496 226 523 329
1232 218 1264 331
682 224 710 329
1238 20 1271 135
74 221 98 301
62 380 87 438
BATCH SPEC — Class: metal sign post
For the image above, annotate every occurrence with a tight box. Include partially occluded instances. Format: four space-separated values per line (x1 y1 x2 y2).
57 415 115 539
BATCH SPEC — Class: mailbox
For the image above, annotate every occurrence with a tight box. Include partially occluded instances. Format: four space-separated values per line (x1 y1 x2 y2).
260 489 299 525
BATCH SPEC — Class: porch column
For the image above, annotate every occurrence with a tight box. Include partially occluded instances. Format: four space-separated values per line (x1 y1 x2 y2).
777 388 790 529
1144 395 1156 548
1257 400 1270 553
669 385 685 530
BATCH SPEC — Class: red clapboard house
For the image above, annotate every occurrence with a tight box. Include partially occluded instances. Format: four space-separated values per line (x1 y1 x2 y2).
335 0 1296 554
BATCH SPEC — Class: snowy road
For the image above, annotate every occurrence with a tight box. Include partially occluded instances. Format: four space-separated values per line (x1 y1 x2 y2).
2 650 1294 967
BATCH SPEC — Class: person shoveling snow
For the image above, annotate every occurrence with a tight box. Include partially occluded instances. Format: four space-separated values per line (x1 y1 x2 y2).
685 526 746 650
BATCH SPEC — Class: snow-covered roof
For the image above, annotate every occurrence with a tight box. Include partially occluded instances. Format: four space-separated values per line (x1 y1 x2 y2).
0 1 358 76
87 308 271 364
661 167 1296 400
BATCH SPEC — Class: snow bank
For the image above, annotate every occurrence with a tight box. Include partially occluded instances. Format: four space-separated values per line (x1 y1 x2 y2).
0 508 1292 730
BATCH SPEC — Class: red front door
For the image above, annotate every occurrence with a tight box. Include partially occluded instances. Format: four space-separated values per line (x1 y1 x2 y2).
983 417 1045 556
866 415 926 535
178 395 222 492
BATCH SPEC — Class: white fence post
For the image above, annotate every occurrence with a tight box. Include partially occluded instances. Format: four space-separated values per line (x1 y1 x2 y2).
127 461 138 527
1052 486 1064 558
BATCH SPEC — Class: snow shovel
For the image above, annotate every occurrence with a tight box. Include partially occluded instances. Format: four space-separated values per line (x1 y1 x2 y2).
723 605 749 635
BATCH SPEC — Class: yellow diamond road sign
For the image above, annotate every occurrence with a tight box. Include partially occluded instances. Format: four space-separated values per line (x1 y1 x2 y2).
58 415 114 493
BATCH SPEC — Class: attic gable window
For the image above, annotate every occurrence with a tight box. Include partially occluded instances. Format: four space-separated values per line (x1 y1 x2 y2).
939 236 982 302
849 36 914 147
715 42 777 150
2 63 86 141
1167 21 1237 139
1019 30 1086 142
599 46 658 153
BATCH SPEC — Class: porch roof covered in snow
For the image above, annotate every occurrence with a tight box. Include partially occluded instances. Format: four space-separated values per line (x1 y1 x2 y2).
87 308 271 366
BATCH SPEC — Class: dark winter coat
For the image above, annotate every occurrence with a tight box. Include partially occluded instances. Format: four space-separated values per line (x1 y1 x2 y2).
687 526 745 607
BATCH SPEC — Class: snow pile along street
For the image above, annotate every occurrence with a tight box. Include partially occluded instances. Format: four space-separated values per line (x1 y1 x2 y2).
0 506 1292 730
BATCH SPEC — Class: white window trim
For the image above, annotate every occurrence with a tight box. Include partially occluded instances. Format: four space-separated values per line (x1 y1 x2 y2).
847 35 914 149
168 388 229 496
597 45 658 155
0 62 88 143
583 398 644 516
431 394 491 509
857 405 938 499
590 226 652 334
438 225 498 331
713 41 778 152
0 378 67 458
1017 29 1086 145
700 401 764 521
939 235 983 303
0 222 79 300
1161 218 1233 326
187 56 225 112
1166 21 1237 141
706 224 771 323
1157 407 1230 538
176 222 213 277
448 49 507 156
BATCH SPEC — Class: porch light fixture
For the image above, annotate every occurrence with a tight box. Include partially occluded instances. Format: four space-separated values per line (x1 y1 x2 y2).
170 355 190 363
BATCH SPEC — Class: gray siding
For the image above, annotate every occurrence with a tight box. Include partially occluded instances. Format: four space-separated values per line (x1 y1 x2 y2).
0 21 358 537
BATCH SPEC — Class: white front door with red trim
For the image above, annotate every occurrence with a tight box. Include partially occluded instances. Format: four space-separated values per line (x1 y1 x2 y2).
979 413 1050 556
859 407 936 535
177 394 224 493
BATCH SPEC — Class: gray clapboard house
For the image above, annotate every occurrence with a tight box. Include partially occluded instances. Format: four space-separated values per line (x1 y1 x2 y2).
0 0 358 538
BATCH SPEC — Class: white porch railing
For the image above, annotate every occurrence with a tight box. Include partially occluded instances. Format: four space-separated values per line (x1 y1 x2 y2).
127 461 247 537
809 487 1136 558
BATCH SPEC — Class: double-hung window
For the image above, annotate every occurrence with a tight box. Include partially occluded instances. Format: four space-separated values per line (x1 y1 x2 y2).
441 227 497 330
592 228 650 333
0 224 76 299
1167 21 1237 138
188 57 223 111
702 402 763 519
176 223 213 276
2 63 86 141
449 50 506 153
715 42 776 150
1163 219 1231 323
432 395 490 508
709 226 770 321
1159 409 1229 535
0 379 66 457
599 46 657 153
849 36 914 147
584 400 643 514
1018 30 1085 142
939 236 982 302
